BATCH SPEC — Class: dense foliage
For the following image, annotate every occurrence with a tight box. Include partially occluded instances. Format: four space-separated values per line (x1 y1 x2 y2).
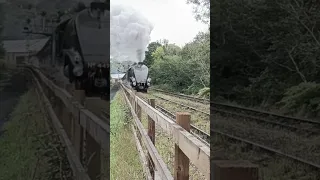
211 0 320 117
144 32 210 95
144 1 210 96
146 0 319 116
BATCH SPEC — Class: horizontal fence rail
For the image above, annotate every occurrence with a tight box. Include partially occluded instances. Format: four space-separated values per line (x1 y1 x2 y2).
24 65 109 180
123 90 173 180
121 83 210 180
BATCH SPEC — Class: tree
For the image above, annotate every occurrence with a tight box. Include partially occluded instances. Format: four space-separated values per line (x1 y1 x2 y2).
147 32 210 94
163 44 181 56
186 0 210 24
152 46 165 63
211 0 320 114
143 42 161 66
142 1 211 95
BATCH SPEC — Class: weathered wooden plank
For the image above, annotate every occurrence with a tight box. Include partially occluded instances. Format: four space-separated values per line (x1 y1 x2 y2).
148 99 156 179
131 124 153 180
85 97 109 118
122 87 173 180
121 84 210 179
32 70 90 180
29 66 110 149
171 123 210 179
79 109 109 150
174 113 190 180
86 132 101 180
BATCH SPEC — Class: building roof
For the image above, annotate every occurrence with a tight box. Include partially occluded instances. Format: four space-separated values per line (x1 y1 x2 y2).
2 38 50 53
111 73 125 79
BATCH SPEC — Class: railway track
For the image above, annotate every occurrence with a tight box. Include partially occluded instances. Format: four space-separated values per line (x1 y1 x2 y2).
151 89 320 171
152 94 210 116
156 105 210 146
149 92 320 171
152 89 320 135
136 93 210 146
152 88 210 104
211 129 320 170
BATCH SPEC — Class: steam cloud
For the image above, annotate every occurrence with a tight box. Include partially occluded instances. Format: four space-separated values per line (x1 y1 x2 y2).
110 4 153 65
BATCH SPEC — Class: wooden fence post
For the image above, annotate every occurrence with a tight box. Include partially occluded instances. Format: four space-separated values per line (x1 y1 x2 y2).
85 98 106 180
133 92 137 111
136 103 142 120
85 132 101 180
148 99 156 178
174 112 190 180
61 106 72 139
135 101 142 145
73 90 85 159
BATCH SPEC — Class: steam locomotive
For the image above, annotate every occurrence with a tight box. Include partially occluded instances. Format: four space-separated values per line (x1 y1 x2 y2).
122 62 151 92
36 2 110 97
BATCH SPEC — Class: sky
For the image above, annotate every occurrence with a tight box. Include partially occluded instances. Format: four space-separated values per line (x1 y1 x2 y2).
110 0 208 47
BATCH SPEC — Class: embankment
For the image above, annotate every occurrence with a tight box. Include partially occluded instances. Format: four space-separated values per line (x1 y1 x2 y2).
110 91 145 179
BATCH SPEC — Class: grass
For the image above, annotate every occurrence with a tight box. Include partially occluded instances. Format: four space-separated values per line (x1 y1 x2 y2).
110 91 145 180
0 89 52 180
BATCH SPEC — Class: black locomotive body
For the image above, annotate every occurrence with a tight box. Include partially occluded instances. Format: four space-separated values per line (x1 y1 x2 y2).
123 62 151 92
52 2 110 96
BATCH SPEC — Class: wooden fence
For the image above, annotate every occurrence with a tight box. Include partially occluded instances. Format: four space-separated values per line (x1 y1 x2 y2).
26 65 109 180
120 83 211 180
21 64 260 180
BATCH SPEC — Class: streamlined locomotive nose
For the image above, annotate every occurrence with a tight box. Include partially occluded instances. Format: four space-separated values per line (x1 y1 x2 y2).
124 63 150 92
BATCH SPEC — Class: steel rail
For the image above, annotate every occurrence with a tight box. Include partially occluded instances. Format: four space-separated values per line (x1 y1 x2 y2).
152 89 320 135
137 94 210 146
150 91 320 169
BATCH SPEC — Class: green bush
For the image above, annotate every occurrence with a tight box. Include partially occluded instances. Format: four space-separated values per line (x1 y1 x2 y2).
197 87 210 99
277 82 320 117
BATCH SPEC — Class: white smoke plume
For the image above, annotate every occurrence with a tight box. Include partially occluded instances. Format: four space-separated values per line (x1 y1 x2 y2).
110 4 153 65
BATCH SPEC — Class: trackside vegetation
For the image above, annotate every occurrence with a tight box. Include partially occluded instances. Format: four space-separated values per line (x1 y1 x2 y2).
110 92 145 179
0 89 72 180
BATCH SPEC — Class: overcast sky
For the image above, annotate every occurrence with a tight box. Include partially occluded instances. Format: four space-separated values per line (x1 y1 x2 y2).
110 0 208 47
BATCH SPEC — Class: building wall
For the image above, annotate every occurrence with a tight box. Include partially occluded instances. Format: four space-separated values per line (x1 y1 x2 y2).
4 52 29 68
5 52 15 68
